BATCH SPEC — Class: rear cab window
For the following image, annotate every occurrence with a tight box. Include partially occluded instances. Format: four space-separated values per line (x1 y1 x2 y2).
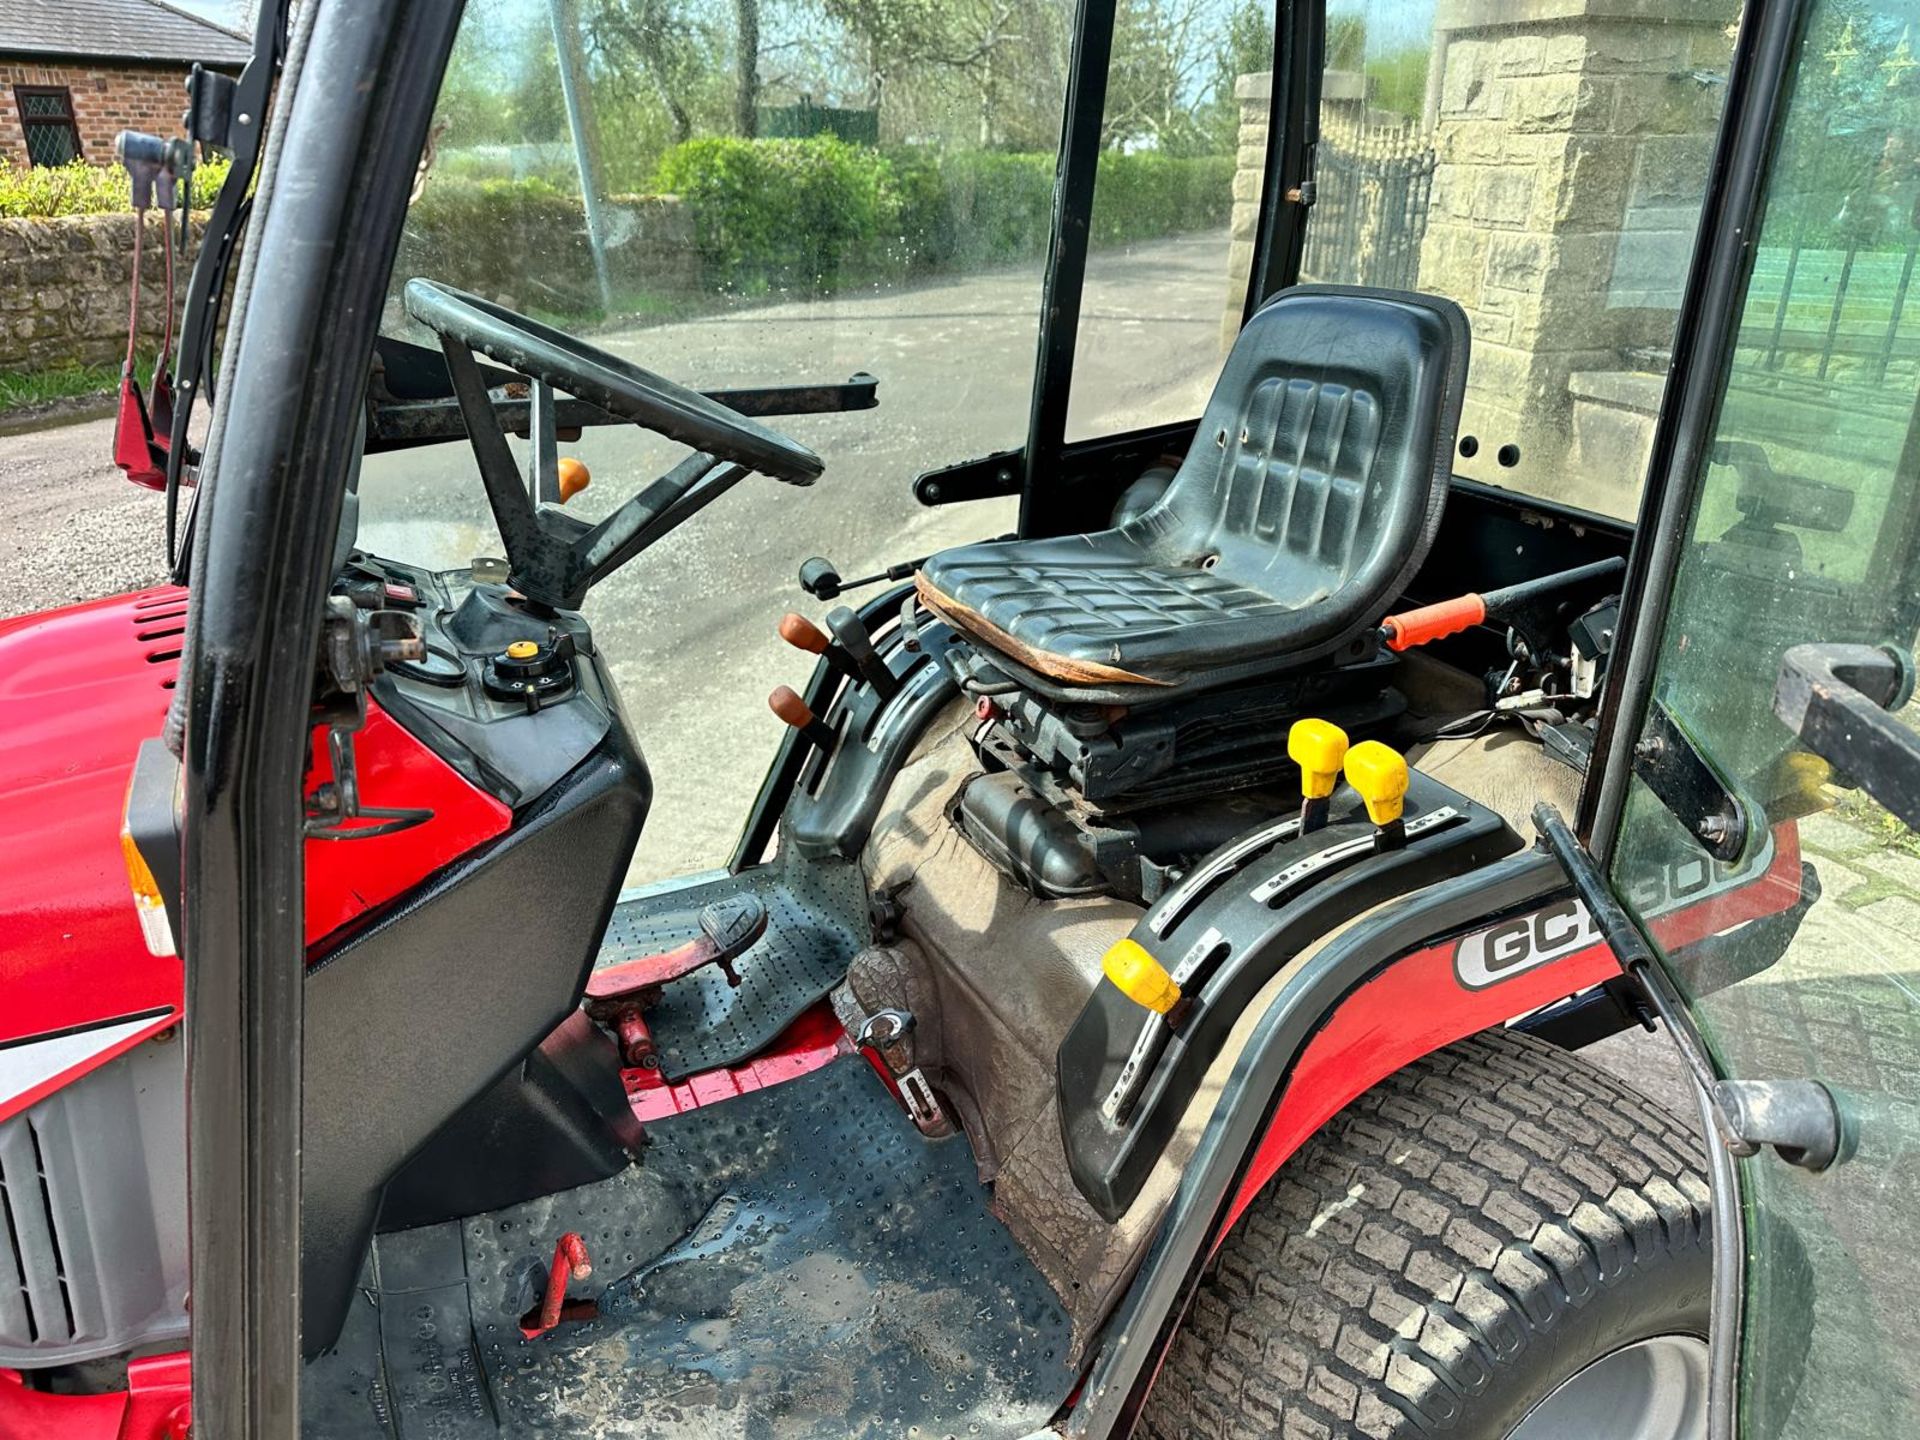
1304 0 1739 520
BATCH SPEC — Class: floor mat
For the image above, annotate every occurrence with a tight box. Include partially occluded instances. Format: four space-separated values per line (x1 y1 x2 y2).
595 845 867 1079
303 1060 1076 1439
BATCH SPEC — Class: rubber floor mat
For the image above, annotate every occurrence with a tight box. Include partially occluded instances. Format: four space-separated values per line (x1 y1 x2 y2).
595 844 867 1079
302 1059 1076 1439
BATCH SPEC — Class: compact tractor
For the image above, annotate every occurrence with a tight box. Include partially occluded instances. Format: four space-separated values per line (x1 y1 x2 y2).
2 0 1917 1437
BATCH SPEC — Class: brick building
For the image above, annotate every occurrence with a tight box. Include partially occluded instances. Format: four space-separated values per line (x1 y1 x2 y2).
0 0 248 170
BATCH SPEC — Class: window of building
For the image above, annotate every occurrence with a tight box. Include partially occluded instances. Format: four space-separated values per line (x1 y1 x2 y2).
15 85 83 167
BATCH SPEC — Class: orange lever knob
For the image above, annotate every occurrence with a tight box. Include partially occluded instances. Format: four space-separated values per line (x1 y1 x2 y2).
556 456 591 503
769 685 815 729
778 613 831 654
1381 594 1487 652
770 684 837 752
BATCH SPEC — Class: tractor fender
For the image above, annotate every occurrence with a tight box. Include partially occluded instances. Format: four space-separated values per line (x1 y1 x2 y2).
1067 824 1807 1437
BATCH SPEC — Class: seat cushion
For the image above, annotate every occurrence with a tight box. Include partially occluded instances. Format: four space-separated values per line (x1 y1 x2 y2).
920 542 1296 689
920 285 1469 703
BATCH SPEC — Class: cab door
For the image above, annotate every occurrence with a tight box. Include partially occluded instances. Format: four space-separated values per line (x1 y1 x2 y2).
1599 0 1920 1434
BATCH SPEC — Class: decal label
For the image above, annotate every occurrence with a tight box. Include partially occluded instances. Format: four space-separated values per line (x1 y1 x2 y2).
1455 897 1599 989
1453 834 1780 990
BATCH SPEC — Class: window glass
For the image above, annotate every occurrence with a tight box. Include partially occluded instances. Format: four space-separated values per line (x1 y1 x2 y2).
15 86 82 167
358 0 1062 884
1304 0 1739 519
1608 1 1920 1433
1064 0 1275 441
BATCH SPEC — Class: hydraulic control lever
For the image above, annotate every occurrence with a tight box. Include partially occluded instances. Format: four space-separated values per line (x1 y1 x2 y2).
1380 557 1627 653
779 612 859 684
826 606 900 699
776 609 900 699
1345 741 1410 851
1288 719 1348 835
798 534 1013 601
798 553 928 602
768 685 837 752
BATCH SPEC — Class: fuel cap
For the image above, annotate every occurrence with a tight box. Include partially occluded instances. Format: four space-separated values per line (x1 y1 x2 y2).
483 636 574 706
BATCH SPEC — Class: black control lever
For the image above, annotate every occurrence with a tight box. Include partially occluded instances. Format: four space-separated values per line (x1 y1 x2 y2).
799 554 925 601
826 606 900 700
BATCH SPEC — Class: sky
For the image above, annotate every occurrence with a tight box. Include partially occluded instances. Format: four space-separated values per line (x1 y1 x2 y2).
170 0 248 28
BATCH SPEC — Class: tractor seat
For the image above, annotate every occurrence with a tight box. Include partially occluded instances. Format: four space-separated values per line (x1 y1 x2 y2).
918 285 1470 705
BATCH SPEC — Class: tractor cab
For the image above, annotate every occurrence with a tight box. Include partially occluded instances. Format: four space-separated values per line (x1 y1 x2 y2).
5 0 1920 1436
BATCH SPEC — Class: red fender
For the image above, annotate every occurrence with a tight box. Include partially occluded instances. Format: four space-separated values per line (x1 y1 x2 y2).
1215 822 1805 1245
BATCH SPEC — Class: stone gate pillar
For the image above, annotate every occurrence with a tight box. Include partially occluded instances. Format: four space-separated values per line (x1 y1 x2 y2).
1415 0 1735 505
1222 71 1272 350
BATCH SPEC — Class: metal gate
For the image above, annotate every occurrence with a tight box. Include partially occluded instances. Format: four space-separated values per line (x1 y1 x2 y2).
1300 115 1435 291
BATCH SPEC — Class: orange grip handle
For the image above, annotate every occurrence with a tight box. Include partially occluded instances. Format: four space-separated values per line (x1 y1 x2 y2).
1381 594 1487 652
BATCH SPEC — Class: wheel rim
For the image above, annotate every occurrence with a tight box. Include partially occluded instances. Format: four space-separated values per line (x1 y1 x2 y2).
1506 1334 1710 1440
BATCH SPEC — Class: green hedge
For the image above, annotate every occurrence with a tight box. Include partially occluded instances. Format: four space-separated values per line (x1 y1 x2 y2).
653 136 1233 294
0 156 234 218
654 136 897 293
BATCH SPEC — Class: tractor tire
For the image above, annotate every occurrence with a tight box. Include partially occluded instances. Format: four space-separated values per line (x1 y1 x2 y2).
1139 1028 1712 1440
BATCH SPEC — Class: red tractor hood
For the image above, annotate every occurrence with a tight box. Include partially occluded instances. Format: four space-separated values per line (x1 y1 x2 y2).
0 588 186 1119
0 584 515 1123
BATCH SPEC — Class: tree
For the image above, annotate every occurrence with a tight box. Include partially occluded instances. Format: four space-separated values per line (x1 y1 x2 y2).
821 0 1067 146
1199 0 1274 153
735 0 763 135
1104 0 1218 154
582 0 713 143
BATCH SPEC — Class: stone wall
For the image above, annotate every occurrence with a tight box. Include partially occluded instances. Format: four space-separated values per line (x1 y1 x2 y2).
0 59 212 170
0 211 207 373
1 195 700 378
1415 0 1734 497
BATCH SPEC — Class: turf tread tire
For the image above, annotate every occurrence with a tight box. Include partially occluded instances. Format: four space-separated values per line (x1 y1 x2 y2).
1138 1028 1711 1440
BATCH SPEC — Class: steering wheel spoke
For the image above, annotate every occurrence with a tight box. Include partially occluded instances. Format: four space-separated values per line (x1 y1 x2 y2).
406 278 822 610
439 335 546 567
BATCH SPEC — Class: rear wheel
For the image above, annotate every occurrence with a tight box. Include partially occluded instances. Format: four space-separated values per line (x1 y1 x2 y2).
1139 1028 1712 1440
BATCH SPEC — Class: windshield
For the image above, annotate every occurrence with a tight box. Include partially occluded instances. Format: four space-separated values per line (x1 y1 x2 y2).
353 0 1268 885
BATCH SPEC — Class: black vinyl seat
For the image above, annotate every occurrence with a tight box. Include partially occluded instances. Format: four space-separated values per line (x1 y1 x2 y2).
918 285 1470 705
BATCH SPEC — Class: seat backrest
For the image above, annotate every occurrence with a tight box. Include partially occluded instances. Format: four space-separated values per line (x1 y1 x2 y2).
1155 284 1468 635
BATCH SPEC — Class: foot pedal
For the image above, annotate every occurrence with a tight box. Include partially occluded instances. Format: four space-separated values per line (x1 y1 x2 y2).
588 895 770 1067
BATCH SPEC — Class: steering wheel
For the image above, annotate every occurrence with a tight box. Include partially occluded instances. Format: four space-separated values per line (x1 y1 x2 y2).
404 278 824 609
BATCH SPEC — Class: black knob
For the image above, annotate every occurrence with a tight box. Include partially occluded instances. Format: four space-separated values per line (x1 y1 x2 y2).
799 557 842 600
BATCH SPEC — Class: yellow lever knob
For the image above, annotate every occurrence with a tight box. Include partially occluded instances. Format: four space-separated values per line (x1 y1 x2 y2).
1345 740 1410 826
1287 718 1349 800
1102 938 1182 1016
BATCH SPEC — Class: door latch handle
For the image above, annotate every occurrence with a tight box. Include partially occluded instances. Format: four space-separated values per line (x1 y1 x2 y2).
1712 1078 1852 1171
1774 642 1919 829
